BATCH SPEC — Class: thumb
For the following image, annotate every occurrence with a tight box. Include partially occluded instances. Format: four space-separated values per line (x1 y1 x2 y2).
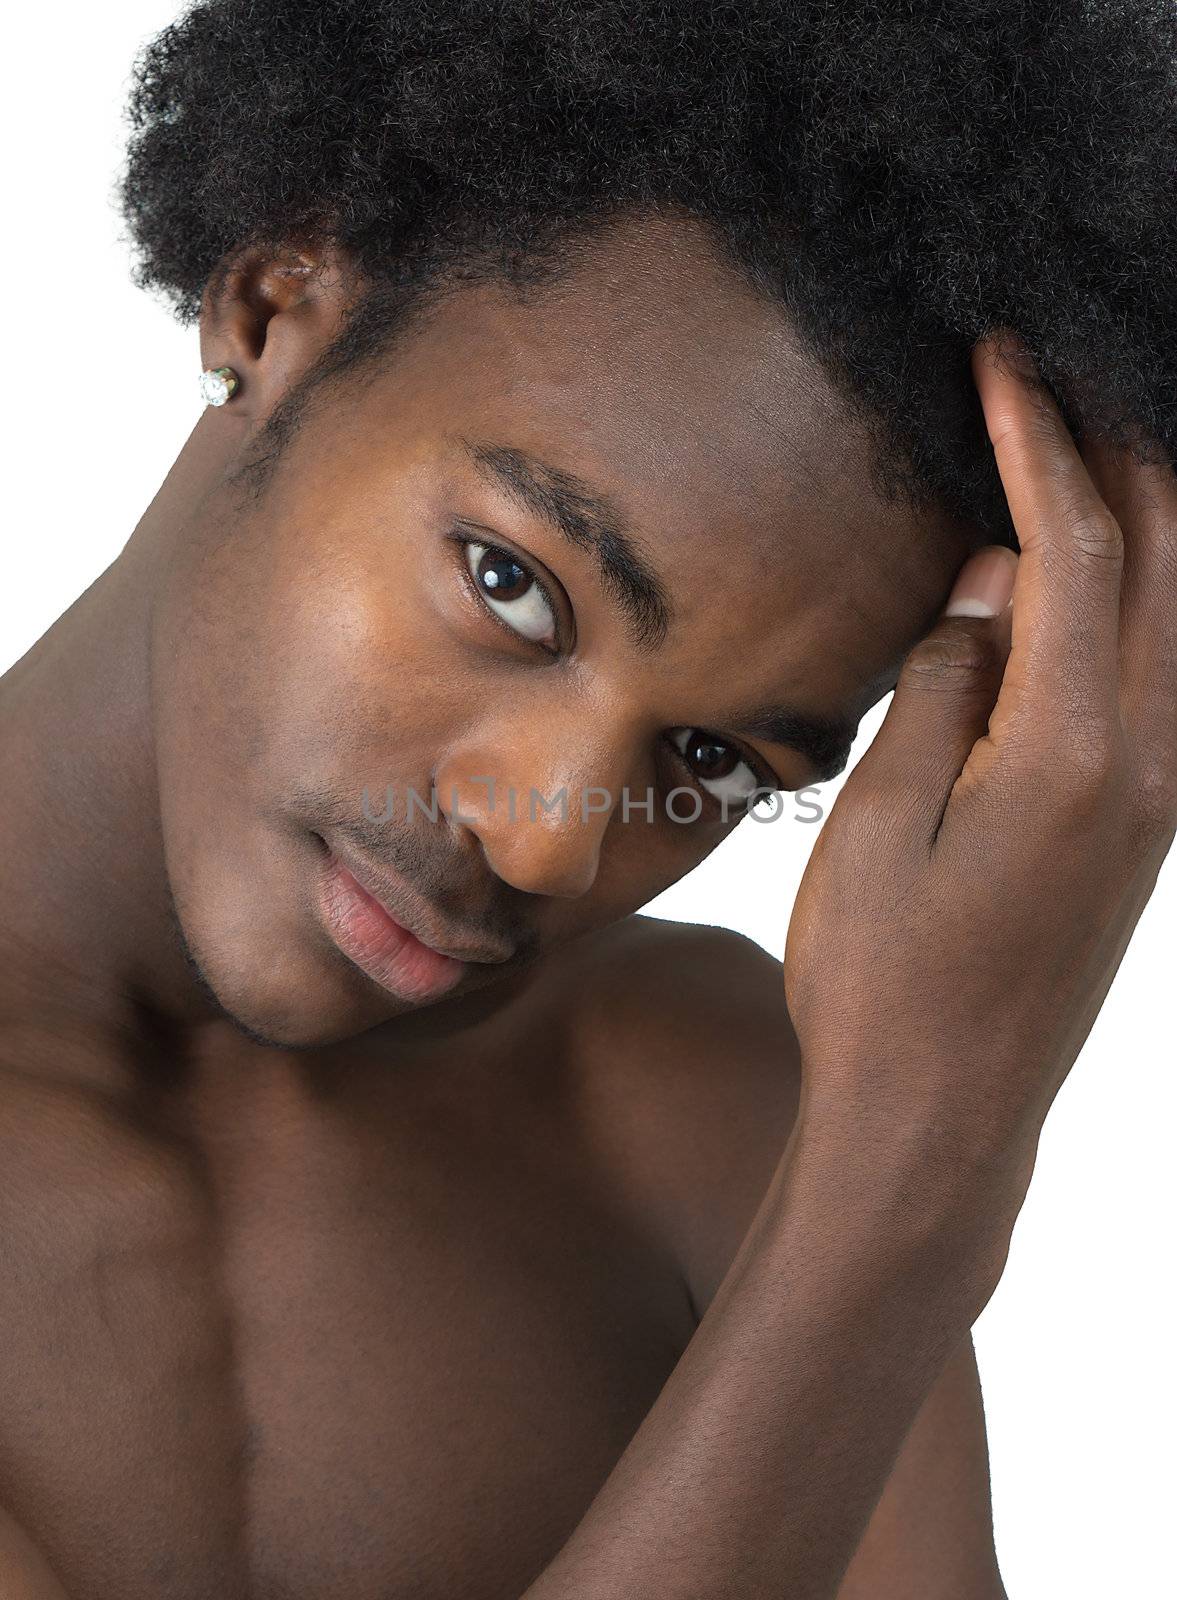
852 545 1018 836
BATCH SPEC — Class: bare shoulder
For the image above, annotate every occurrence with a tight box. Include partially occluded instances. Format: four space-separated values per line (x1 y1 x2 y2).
547 912 802 1319
545 916 1006 1597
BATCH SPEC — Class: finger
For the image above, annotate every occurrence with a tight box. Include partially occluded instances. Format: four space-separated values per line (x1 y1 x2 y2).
971 331 1123 730
1080 429 1177 746
850 546 1017 842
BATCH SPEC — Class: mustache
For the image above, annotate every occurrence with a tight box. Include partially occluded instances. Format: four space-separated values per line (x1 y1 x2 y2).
295 780 538 960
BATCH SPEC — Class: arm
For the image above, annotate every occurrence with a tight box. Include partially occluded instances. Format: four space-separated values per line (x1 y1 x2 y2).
572 917 1006 1598
837 1336 1007 1599
520 1105 1014 1600
520 331 1175 1597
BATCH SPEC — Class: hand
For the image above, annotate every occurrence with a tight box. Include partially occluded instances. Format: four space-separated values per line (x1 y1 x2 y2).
783 331 1176 1221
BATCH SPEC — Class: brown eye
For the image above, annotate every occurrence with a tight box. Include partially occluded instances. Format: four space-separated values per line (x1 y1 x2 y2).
475 548 530 601
669 727 772 808
682 732 740 780
463 540 558 648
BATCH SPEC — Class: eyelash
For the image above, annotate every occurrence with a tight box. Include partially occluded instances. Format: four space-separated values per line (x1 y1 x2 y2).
451 531 785 804
452 530 564 656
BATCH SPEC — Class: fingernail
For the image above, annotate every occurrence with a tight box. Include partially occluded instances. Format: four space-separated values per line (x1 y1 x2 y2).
944 545 1018 617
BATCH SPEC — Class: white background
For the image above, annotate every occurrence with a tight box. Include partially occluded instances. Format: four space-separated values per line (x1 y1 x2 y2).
5 6 1173 1593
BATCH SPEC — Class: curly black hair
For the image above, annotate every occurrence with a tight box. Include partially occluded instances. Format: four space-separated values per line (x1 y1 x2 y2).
118 0 1177 545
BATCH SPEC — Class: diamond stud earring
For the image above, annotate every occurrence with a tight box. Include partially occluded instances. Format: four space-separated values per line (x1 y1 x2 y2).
198 366 240 406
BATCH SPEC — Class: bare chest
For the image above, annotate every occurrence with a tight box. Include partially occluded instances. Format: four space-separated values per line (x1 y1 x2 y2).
0 1047 693 1600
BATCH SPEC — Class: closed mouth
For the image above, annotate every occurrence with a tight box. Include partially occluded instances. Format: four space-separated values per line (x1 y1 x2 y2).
318 834 515 966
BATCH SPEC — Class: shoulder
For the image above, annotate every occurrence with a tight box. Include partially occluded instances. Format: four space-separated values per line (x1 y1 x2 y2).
531 920 1006 1594
547 913 803 1320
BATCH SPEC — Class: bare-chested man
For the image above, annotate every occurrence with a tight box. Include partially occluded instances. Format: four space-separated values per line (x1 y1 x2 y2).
3 2 1175 1596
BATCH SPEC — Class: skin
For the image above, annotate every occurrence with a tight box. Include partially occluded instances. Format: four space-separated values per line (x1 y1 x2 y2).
0 210 978 1059
7 200 1164 1595
518 328 1177 1598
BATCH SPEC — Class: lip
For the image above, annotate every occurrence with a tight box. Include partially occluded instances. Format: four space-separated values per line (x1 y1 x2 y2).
312 836 514 1004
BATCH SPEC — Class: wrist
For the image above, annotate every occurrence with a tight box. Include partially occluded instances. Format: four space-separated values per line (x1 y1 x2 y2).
780 1081 1035 1316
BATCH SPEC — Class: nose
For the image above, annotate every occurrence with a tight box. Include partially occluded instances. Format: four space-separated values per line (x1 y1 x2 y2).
436 716 643 899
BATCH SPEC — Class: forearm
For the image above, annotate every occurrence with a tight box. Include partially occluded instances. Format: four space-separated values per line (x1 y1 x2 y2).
522 1103 1021 1600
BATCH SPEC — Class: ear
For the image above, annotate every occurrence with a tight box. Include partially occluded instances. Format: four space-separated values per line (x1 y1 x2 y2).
197 239 363 421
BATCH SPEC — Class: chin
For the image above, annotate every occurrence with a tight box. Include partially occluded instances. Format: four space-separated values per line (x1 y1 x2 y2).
183 925 428 1050
167 875 407 1052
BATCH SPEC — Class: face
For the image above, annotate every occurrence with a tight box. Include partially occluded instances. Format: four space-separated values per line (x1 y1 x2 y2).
151 211 977 1047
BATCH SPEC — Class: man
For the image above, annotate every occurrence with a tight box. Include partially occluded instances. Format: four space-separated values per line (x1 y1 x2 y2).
2 2 1173 1596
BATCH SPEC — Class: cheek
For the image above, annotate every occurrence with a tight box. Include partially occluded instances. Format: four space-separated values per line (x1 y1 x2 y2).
242 550 457 802
153 509 447 803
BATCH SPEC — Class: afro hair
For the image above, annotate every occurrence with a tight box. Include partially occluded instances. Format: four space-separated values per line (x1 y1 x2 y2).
118 0 1177 545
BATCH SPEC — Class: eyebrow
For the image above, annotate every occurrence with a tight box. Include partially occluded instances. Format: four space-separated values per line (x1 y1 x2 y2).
725 703 858 785
458 437 673 651
456 435 859 783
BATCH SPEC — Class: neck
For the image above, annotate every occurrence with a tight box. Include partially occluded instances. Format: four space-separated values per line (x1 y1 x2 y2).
0 415 245 1072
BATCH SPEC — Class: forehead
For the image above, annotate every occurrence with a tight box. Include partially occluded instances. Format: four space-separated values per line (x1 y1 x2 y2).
331 211 975 716
426 215 889 548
